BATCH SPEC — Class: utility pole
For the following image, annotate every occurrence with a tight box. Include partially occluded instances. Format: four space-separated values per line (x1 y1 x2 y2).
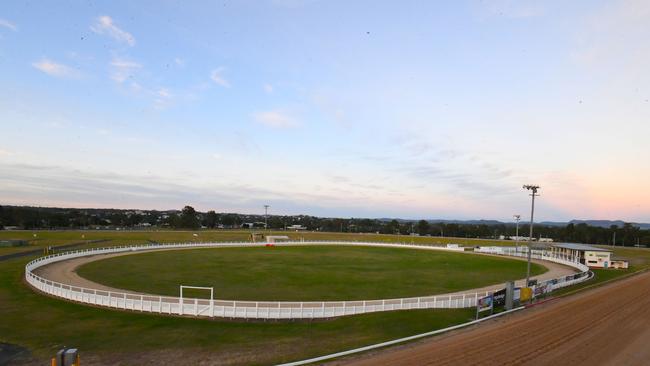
514 214 521 253
523 185 540 288
613 231 616 247
264 205 269 232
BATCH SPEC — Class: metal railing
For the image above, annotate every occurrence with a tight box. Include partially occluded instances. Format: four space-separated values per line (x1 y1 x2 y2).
25 241 591 319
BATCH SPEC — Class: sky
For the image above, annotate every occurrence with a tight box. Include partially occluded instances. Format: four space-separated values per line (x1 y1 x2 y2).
1 0 649 222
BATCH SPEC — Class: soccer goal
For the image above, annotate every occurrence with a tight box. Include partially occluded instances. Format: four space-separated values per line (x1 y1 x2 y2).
179 285 214 316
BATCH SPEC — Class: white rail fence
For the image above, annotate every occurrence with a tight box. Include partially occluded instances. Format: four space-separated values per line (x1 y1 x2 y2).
25 241 591 319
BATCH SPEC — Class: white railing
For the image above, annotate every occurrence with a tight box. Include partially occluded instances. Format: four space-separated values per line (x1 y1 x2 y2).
25 241 591 319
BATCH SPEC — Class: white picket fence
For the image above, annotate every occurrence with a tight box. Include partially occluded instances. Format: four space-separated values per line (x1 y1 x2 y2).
25 241 591 319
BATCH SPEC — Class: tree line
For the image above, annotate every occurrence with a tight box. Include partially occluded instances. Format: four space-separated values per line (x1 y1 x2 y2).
1 205 648 247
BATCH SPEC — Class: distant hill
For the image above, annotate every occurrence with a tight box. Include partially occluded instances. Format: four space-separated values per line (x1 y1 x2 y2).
379 217 650 229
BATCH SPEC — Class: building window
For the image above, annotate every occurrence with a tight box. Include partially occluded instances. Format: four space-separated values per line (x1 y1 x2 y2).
588 260 598 264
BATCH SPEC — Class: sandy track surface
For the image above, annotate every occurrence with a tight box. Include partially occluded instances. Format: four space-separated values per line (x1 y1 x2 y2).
32 249 575 300
338 270 650 366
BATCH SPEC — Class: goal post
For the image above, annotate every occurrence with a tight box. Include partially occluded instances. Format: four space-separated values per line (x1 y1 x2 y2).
179 285 214 316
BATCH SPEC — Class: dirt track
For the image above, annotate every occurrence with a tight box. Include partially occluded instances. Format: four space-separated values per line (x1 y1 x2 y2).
338 270 650 366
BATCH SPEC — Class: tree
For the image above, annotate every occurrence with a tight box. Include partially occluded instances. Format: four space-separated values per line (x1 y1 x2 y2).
180 206 200 229
205 210 218 228
417 220 430 235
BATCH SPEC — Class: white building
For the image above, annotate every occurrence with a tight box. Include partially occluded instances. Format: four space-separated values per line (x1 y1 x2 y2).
550 243 628 269
286 225 306 231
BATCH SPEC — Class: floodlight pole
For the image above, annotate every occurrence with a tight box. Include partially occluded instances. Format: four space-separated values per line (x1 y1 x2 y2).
514 214 521 253
523 185 540 287
264 205 270 232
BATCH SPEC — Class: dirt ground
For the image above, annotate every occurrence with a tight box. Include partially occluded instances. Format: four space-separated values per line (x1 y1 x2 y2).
32 249 576 300
336 270 650 366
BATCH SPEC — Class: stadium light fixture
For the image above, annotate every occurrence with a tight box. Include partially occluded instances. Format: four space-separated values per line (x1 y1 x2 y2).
523 185 540 287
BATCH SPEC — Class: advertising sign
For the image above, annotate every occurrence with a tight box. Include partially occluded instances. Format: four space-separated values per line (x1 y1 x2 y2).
534 284 547 297
477 294 493 313
513 288 521 302
492 288 506 307
565 275 574 282
520 287 533 302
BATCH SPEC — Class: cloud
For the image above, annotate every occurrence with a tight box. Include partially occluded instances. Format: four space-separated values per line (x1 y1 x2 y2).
91 15 135 46
174 58 185 67
210 67 230 88
32 59 80 78
154 88 173 109
0 19 17 31
252 110 299 128
110 57 141 83
0 148 13 157
263 84 274 93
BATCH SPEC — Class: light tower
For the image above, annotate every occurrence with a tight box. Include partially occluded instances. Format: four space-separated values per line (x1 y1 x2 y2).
264 205 270 231
523 185 540 287
513 214 521 253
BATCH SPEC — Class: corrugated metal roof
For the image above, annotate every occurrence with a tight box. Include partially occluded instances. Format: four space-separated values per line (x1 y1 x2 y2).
551 243 611 252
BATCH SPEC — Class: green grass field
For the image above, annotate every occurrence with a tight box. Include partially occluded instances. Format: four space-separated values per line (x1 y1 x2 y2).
77 246 545 301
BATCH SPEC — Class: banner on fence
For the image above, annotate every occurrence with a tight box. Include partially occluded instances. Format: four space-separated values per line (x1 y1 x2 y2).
477 294 493 313
533 284 548 297
493 288 506 307
520 287 533 302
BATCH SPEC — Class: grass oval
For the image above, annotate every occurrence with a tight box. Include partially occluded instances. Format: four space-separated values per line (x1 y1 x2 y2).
77 246 546 301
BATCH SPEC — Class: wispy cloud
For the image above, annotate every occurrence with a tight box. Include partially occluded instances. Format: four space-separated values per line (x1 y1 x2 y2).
154 88 173 109
174 57 185 67
32 59 80 78
0 148 14 157
110 57 141 83
252 110 299 128
0 18 17 31
263 83 274 93
210 67 230 87
91 15 135 46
